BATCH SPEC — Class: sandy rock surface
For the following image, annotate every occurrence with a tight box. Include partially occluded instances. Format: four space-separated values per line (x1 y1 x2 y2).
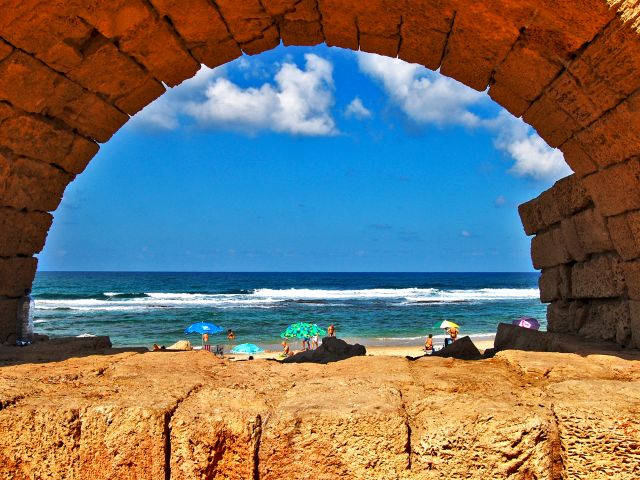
0 349 639 479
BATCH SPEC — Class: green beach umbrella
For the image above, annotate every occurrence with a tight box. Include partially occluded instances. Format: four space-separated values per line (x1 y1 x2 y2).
280 322 326 339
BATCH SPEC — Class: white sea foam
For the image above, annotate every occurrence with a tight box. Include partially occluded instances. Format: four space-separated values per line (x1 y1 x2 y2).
34 287 540 312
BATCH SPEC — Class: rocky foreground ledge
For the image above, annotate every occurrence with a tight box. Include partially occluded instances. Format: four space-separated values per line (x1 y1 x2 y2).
0 344 639 479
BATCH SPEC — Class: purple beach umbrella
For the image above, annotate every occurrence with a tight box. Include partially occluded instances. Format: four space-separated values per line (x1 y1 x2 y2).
512 317 541 330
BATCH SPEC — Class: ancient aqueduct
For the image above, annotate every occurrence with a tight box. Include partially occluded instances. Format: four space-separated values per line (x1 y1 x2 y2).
0 0 639 348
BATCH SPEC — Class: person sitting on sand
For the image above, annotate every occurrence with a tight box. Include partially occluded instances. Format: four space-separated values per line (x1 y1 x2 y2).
448 327 459 343
281 340 291 358
227 329 236 341
153 343 161 351
327 324 335 337
423 334 433 354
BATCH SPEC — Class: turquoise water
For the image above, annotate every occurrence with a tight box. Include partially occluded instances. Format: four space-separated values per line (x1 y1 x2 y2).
32 272 545 348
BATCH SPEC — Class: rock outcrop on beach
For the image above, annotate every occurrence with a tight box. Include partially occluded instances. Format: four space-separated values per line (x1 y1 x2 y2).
1 347 639 479
432 335 481 360
282 336 366 364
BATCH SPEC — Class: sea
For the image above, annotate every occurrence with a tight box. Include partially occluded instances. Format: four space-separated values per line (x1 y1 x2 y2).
32 272 546 349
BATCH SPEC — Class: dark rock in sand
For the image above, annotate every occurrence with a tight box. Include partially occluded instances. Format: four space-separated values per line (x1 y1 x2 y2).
432 336 481 360
282 336 366 364
493 322 629 355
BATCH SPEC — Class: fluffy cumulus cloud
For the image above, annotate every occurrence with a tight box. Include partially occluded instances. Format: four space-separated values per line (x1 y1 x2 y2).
132 54 337 136
357 53 484 127
356 52 570 181
345 97 372 119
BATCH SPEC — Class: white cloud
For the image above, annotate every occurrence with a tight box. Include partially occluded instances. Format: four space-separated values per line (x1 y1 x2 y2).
486 111 571 180
494 195 507 207
461 230 472 237
357 53 485 127
345 97 372 119
356 52 570 182
132 54 337 136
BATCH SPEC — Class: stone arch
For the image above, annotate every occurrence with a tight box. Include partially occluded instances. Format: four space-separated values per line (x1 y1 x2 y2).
1 0 640 346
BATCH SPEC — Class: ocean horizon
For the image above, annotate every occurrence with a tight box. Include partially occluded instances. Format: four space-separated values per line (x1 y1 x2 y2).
32 271 545 349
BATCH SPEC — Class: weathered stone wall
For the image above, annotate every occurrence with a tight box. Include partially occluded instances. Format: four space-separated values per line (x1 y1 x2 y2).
1 0 640 343
520 174 640 348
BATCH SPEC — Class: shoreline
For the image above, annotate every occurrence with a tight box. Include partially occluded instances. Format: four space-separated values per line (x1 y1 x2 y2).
217 334 496 361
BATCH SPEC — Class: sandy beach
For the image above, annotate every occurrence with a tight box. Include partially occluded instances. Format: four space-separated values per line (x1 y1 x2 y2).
222 335 495 361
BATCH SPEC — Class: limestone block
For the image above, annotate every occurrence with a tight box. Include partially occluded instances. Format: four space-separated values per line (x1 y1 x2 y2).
398 2 453 71
539 265 571 302
0 1 92 72
519 198 545 236
572 208 613 255
65 34 166 116
440 6 521 91
0 39 12 61
0 51 128 142
579 299 631 345
628 301 640 348
0 208 52 256
214 0 277 45
519 187 563 236
568 21 640 126
531 227 571 269
582 158 640 217
547 300 588 334
149 0 242 67
0 256 37 297
523 93 581 148
621 259 640 301
490 42 563 117
0 297 19 343
0 153 74 212
608 211 640 261
561 138 598 178
573 90 640 170
317 0 358 50
170 387 267 479
80 0 200 87
259 379 409 480
552 175 591 218
0 405 82 479
0 106 98 174
560 216 586 262
571 254 625 299
276 0 324 47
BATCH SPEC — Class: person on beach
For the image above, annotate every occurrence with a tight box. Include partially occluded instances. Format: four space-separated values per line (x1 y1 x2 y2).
302 337 311 350
281 340 291 357
227 329 236 341
424 334 433 354
311 334 319 349
327 324 335 337
447 326 459 344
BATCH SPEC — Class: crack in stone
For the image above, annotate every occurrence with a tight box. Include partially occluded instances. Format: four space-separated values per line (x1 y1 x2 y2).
437 10 457 70
162 382 204 480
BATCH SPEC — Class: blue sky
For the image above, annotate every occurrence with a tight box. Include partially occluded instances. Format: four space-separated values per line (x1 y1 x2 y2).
38 45 570 272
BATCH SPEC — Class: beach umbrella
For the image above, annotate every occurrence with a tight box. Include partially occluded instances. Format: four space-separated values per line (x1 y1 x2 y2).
184 321 224 335
512 317 541 330
438 320 459 330
230 343 264 355
280 322 318 339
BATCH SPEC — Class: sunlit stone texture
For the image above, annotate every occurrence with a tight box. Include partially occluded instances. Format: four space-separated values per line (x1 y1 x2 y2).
1 0 640 345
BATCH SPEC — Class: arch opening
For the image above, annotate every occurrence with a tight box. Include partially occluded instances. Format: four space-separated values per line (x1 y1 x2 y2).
0 0 640 348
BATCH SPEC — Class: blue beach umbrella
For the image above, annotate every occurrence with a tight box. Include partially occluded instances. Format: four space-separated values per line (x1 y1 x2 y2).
184 322 224 335
230 343 264 355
